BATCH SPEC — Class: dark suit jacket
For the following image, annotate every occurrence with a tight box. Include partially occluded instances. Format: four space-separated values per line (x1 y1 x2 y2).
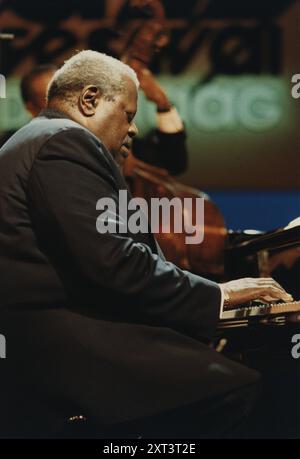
0 109 258 436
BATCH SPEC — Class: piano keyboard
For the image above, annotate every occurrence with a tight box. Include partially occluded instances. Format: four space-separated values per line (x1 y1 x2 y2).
221 300 300 321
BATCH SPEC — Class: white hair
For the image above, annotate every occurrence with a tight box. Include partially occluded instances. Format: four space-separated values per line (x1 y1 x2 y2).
46 50 139 104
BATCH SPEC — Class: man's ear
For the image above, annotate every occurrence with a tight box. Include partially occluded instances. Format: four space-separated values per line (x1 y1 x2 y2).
79 85 101 116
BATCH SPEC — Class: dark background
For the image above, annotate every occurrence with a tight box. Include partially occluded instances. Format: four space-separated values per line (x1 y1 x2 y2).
0 0 299 230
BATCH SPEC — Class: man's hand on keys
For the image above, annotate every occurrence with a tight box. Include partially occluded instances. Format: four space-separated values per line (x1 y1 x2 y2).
220 277 293 308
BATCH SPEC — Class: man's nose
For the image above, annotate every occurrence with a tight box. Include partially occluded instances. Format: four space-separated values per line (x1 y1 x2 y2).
128 122 138 138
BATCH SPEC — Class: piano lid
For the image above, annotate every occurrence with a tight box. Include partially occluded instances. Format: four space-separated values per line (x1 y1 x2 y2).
228 224 300 255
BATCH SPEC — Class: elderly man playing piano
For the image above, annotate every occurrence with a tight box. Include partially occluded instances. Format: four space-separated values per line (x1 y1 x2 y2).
0 50 294 438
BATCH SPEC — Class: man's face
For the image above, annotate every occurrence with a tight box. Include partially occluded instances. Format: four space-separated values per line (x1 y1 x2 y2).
87 77 138 166
27 70 56 117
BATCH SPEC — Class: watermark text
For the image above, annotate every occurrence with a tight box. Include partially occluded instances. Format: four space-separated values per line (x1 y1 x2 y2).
96 191 205 245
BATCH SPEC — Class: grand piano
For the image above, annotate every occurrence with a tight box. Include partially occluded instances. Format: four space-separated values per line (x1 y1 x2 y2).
225 220 300 297
216 220 300 438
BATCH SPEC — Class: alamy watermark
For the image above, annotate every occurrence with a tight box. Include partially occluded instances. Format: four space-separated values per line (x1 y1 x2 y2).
0 334 6 358
96 191 205 244
0 74 6 99
291 334 300 359
291 74 300 99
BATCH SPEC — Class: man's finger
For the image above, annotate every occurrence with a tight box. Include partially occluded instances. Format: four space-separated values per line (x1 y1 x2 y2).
257 278 289 293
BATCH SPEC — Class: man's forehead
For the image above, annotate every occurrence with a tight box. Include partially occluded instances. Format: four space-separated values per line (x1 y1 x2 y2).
120 79 138 107
123 75 138 94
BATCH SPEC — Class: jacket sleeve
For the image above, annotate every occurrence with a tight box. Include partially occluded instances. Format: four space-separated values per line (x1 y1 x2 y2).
27 127 220 342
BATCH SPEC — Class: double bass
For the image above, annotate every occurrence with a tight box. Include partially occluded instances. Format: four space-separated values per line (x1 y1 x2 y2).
121 0 227 280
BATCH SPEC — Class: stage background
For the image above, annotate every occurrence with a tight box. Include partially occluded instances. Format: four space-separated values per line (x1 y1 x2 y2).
0 0 299 230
